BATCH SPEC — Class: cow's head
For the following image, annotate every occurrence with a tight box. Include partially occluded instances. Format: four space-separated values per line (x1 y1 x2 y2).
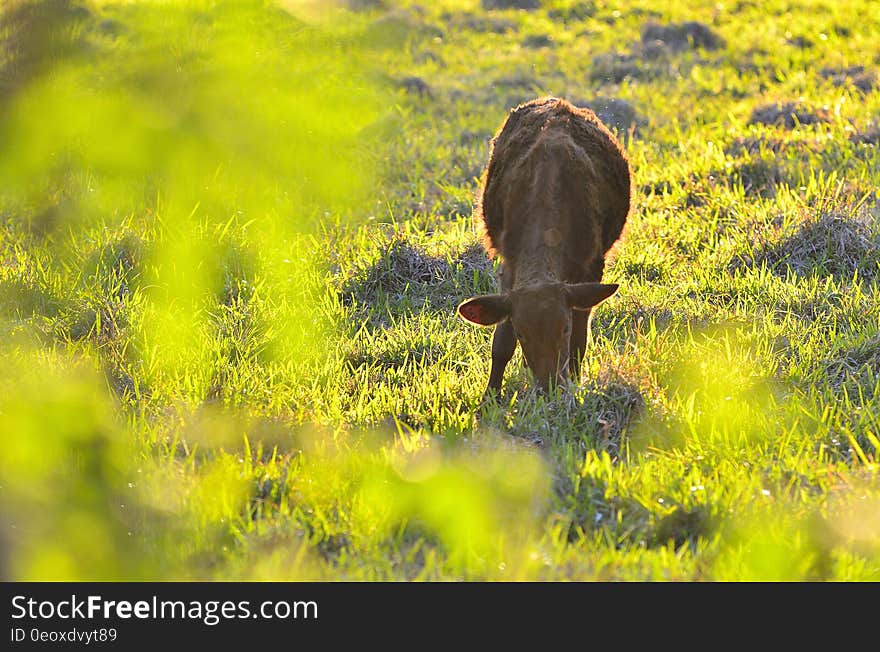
458 282 618 391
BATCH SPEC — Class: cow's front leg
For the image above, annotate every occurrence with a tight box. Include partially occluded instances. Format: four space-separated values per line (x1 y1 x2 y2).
568 308 590 383
483 319 516 402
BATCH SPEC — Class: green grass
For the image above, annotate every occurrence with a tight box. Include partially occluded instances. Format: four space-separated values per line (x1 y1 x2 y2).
1 0 879 581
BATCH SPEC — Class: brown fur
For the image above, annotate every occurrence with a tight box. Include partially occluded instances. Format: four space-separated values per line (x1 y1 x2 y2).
459 96 632 397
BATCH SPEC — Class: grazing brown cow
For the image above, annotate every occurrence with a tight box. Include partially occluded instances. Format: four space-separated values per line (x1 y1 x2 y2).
458 96 631 398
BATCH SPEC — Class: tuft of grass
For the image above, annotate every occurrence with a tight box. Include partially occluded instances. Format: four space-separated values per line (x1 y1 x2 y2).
748 101 832 129
820 65 877 93
734 201 880 281
482 0 540 10
641 20 725 51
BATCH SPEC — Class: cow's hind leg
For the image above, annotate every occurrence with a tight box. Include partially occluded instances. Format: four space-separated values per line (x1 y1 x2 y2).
483 320 516 402
568 308 590 383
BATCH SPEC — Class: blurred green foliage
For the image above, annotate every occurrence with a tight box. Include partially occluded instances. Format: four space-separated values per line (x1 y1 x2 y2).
1 0 383 373
0 0 393 579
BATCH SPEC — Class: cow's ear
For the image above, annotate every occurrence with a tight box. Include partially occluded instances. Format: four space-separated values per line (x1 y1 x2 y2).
457 294 511 326
566 283 619 311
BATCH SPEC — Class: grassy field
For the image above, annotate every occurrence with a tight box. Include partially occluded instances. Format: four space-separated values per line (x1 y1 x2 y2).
1 0 879 581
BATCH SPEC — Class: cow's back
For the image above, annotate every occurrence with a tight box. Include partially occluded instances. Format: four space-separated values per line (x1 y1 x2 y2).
476 97 631 264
